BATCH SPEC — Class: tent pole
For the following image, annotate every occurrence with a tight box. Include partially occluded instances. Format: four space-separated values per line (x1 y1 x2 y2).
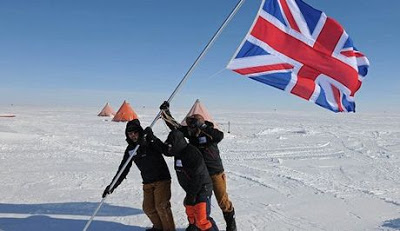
83 1 245 230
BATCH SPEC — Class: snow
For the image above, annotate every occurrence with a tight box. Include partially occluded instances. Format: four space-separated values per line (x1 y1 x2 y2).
1 105 400 231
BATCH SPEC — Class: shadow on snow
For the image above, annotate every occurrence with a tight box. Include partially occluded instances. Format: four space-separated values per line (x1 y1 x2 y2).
0 202 145 231
0 202 189 230
382 218 400 230
0 215 141 231
0 202 142 216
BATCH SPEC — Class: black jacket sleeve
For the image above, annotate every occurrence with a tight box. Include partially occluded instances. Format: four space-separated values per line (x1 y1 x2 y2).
200 121 224 143
146 134 164 153
151 136 174 157
180 126 190 138
110 147 134 190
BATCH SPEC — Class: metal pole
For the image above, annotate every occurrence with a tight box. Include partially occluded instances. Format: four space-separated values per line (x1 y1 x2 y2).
82 197 107 231
83 1 246 230
83 146 139 231
164 0 246 105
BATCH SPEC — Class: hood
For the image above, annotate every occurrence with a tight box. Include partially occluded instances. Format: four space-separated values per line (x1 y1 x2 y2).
125 119 143 144
165 130 187 156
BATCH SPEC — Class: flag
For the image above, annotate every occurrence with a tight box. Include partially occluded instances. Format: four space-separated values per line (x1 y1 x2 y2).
227 0 369 112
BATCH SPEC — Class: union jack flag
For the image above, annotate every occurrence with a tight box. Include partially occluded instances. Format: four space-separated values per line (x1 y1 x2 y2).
227 0 370 112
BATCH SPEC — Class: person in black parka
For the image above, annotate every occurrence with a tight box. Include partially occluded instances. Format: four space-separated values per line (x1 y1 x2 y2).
164 129 219 231
102 119 175 231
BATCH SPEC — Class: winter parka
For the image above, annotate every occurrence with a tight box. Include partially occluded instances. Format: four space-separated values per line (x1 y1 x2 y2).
112 120 171 189
179 121 224 176
164 130 213 199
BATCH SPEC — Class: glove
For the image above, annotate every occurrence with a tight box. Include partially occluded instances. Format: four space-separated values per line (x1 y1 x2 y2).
184 194 197 205
102 185 114 198
187 117 206 129
143 127 154 142
159 101 170 110
194 120 207 129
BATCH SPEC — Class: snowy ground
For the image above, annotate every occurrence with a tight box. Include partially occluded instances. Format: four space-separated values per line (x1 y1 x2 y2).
1 105 400 231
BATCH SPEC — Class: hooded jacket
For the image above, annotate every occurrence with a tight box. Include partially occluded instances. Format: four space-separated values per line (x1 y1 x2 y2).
165 130 212 198
180 121 224 176
112 119 171 188
162 109 224 176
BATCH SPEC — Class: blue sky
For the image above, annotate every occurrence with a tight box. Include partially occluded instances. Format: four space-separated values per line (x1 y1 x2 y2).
1 0 399 112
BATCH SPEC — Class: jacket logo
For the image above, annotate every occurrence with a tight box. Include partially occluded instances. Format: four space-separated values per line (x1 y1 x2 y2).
198 136 206 144
176 159 183 167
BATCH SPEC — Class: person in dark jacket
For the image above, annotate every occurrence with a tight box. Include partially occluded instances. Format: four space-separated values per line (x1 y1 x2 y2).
163 129 218 231
160 101 237 231
102 119 175 231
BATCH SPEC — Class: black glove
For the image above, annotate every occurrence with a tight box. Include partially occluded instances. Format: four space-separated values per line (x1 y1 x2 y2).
159 101 170 110
143 127 154 142
194 120 207 129
187 117 206 129
102 185 114 198
184 194 197 205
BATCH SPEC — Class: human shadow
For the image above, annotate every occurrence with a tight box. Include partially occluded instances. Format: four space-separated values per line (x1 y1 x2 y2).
0 202 142 216
382 218 400 230
0 215 141 231
0 202 191 230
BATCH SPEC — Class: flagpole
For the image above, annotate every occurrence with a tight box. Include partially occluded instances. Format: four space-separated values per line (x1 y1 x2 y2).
161 0 247 108
83 1 246 230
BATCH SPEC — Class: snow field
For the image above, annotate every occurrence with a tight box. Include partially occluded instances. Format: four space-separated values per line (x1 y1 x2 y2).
1 106 400 230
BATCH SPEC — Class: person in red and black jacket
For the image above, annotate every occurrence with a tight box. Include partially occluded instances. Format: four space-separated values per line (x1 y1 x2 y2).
163 129 218 231
160 101 237 231
102 119 175 231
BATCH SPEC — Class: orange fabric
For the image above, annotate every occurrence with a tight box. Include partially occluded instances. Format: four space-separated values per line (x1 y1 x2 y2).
185 205 195 224
211 172 233 213
194 202 212 230
112 100 138 122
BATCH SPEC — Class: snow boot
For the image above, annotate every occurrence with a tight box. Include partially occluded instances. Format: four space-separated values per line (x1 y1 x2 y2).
223 208 237 231
186 224 199 231
145 227 163 231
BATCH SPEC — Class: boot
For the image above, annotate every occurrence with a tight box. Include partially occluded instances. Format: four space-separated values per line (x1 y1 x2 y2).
186 224 199 231
223 208 237 231
145 227 163 231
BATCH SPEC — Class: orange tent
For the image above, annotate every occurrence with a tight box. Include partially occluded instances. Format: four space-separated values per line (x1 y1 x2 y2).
181 99 217 127
98 102 116 117
112 100 138 122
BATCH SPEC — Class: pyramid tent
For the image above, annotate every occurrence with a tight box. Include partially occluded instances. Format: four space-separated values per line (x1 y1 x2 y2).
112 100 138 122
181 99 217 127
97 102 116 117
